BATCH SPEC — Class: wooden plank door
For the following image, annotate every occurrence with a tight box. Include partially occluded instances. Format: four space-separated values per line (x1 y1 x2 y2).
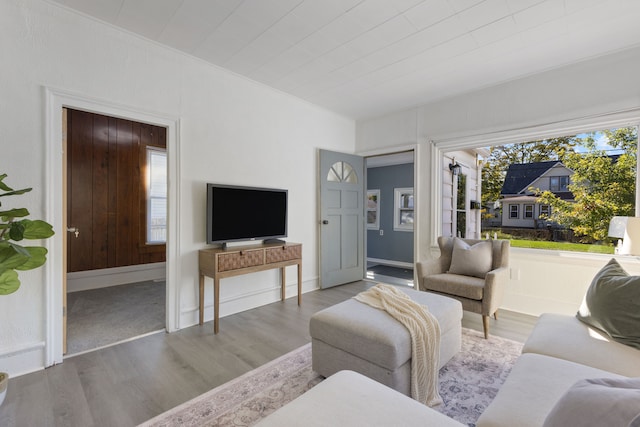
66 109 166 273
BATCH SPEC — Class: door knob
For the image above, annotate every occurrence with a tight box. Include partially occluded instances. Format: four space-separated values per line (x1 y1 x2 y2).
67 227 80 238
322 220 329 225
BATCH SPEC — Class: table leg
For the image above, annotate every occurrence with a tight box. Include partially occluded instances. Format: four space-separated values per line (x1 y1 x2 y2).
297 262 302 306
281 266 286 301
199 274 204 325
214 277 220 334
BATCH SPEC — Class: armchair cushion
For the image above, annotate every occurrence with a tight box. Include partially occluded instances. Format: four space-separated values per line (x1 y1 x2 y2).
448 238 493 279
424 273 485 300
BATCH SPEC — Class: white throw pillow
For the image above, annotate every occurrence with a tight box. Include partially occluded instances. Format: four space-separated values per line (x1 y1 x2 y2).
447 238 493 279
543 377 640 427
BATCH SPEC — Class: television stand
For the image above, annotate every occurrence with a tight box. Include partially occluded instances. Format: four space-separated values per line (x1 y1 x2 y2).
198 242 302 333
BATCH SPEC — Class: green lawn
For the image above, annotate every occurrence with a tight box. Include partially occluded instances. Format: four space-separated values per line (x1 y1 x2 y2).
507 239 614 254
486 230 614 254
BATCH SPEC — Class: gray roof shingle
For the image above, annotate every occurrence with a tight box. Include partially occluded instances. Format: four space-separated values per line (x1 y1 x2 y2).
500 160 561 195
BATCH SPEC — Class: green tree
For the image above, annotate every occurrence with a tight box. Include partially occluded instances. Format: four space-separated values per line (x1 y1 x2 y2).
535 127 637 243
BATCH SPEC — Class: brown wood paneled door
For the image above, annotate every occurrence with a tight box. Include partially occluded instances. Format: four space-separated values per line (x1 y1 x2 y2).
66 109 166 273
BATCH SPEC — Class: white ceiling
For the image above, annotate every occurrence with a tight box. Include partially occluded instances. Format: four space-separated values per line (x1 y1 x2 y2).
49 0 640 120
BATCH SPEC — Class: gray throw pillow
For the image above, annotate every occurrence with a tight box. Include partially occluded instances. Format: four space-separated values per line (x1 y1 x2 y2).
447 238 492 279
577 258 640 349
543 377 640 427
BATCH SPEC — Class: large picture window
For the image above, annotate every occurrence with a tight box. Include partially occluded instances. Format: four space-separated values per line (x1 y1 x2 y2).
479 125 637 254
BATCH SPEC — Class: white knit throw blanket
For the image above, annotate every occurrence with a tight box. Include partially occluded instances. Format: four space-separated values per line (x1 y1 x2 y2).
354 284 442 407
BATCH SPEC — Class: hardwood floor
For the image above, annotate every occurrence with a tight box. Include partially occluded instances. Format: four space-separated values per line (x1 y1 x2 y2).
0 281 537 427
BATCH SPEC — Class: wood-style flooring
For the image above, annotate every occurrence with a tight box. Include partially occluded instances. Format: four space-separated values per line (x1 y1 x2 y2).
0 281 537 427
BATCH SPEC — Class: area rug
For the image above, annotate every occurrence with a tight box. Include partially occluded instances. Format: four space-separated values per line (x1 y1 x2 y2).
140 328 523 427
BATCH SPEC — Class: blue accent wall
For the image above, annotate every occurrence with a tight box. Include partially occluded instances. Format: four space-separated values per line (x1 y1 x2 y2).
367 163 414 263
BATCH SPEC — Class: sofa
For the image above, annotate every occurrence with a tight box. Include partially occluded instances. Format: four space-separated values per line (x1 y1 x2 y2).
255 370 464 427
258 312 640 426
477 312 640 427
258 258 640 426
478 257 640 427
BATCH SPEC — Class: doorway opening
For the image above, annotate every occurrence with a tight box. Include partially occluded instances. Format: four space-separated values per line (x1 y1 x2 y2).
64 107 168 356
365 150 415 288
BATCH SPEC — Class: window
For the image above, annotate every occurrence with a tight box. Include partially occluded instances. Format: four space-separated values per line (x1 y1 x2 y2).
146 147 167 244
394 188 414 231
524 204 534 219
367 190 380 230
327 161 357 183
456 174 467 237
550 176 569 192
479 125 637 254
539 205 550 218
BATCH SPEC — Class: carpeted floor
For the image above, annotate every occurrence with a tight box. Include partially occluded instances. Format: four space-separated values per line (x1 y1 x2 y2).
140 328 523 427
66 280 166 355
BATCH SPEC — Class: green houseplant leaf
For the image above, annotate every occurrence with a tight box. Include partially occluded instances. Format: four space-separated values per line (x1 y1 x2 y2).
21 220 55 239
0 208 30 220
0 246 31 273
14 247 48 271
0 270 20 295
0 174 54 295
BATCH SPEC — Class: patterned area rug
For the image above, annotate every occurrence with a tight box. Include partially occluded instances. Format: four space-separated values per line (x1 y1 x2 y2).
140 328 522 427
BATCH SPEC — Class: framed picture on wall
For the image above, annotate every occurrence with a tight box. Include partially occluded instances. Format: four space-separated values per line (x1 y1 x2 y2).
367 190 380 230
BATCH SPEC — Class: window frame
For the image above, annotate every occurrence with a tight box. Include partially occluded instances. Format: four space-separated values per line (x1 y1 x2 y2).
393 187 414 232
539 204 551 218
145 146 167 245
524 204 534 219
550 175 569 192
509 204 519 219
433 109 640 251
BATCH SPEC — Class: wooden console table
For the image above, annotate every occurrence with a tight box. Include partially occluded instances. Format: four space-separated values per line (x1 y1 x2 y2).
199 242 302 333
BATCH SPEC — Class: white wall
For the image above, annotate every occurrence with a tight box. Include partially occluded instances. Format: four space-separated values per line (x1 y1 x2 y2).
0 0 355 376
357 45 640 317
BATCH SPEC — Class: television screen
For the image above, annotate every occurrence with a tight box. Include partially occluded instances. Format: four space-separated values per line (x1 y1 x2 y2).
206 184 288 245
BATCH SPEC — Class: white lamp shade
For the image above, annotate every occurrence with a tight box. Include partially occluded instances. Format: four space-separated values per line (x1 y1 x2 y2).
608 216 628 239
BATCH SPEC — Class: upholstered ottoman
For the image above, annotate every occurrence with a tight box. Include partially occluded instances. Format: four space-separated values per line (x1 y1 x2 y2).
310 287 462 396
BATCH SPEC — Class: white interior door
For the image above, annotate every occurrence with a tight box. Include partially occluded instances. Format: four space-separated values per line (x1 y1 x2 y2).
319 149 365 288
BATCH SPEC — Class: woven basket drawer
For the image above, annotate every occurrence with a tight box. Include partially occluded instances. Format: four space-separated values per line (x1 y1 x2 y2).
265 245 301 264
218 249 264 272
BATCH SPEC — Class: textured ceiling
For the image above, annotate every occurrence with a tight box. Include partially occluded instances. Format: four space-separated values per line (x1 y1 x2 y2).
49 0 640 119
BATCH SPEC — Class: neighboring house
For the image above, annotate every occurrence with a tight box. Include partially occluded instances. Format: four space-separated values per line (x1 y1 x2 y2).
499 161 574 229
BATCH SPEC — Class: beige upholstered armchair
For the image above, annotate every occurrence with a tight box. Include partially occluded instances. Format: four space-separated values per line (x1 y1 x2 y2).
416 236 510 339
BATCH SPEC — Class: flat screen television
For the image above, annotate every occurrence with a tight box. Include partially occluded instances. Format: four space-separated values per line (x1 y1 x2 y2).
206 183 288 245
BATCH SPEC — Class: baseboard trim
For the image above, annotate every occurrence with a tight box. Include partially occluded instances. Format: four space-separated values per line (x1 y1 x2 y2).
67 262 166 292
0 341 46 377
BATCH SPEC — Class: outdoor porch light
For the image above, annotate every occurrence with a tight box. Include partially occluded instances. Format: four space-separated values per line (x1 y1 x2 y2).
449 160 462 176
608 216 640 256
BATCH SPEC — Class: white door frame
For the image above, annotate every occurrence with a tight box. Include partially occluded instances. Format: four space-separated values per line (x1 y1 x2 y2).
359 144 419 280
44 87 181 367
